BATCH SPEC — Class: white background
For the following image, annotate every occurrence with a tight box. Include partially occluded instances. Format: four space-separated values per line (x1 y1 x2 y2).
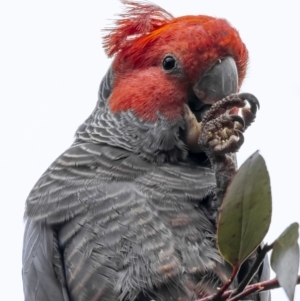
1 1 299 300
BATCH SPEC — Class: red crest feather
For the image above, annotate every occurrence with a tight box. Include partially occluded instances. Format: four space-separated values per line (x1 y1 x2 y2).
103 0 173 57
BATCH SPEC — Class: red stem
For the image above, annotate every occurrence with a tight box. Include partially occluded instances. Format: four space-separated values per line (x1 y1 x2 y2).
211 265 239 301
197 275 300 301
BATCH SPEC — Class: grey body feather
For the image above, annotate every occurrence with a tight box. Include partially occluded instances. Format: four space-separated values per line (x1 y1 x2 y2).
23 68 270 301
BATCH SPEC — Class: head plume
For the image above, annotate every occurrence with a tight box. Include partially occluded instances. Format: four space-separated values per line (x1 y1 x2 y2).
103 1 248 86
103 0 173 57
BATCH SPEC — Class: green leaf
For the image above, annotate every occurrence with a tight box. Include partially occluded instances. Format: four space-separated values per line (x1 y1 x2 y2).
271 223 299 301
217 151 272 266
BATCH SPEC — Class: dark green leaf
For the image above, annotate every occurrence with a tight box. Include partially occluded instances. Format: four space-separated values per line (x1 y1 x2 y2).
217 151 272 266
271 223 299 301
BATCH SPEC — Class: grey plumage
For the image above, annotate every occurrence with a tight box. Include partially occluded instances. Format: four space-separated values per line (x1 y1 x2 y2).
23 68 270 301
23 2 270 299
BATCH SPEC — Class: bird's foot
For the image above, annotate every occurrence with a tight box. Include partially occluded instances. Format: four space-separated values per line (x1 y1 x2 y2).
182 93 259 215
198 93 259 156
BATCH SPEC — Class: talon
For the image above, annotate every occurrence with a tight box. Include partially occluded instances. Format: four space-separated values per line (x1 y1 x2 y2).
238 92 260 114
233 129 244 146
230 114 245 128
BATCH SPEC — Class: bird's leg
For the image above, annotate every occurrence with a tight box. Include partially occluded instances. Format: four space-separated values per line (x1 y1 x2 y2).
198 93 260 217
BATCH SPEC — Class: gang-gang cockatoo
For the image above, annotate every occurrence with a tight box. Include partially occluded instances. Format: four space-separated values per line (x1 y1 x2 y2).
22 1 270 301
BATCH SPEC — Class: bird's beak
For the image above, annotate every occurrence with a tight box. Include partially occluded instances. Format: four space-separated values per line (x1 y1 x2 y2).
184 57 239 152
188 57 239 122
193 56 238 105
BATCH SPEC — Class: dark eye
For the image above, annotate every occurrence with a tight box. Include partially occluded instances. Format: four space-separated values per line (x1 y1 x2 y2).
162 55 176 71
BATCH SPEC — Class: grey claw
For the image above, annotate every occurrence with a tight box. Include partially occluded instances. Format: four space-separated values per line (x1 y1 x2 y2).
238 92 260 114
230 114 245 128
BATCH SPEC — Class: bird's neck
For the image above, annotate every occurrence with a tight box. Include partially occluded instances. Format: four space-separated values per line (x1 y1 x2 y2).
75 104 188 163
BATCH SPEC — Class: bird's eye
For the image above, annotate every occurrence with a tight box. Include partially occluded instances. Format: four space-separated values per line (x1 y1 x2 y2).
162 55 176 71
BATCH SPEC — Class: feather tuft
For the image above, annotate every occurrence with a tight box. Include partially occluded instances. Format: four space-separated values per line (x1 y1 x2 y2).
103 0 173 57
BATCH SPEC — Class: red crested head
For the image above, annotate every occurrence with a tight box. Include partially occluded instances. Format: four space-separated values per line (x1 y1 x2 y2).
103 0 248 121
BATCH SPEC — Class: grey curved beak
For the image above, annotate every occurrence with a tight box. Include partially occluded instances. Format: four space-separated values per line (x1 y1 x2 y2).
193 56 238 105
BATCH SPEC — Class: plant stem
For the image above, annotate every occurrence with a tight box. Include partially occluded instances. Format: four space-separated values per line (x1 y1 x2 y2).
230 243 274 297
197 275 300 301
211 265 239 301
